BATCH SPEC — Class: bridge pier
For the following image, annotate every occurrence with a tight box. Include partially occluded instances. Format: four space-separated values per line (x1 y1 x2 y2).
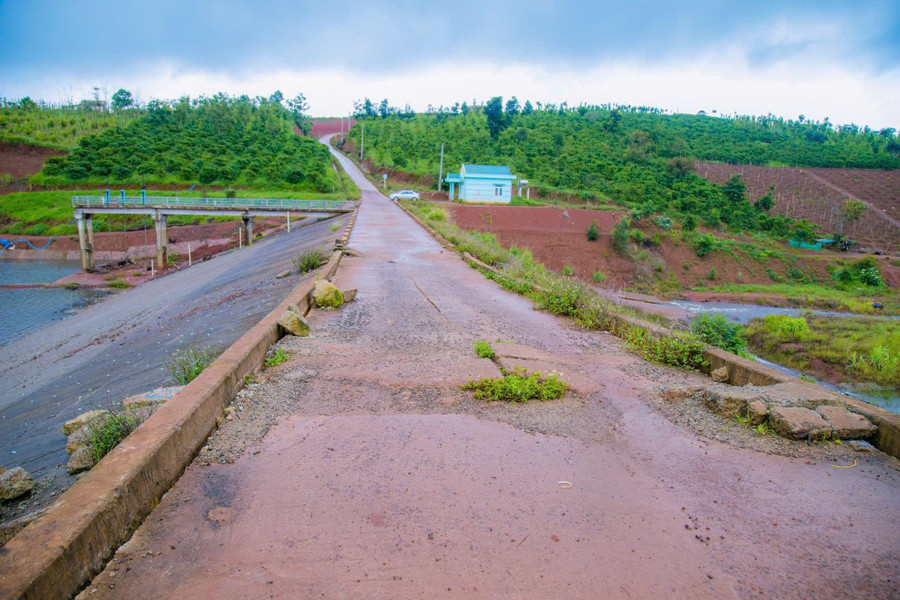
75 214 95 271
242 216 253 246
154 212 168 269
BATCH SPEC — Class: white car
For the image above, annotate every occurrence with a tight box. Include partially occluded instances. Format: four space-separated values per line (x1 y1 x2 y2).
388 189 420 201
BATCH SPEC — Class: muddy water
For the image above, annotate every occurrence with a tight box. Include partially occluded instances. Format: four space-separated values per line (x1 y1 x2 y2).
0 260 106 347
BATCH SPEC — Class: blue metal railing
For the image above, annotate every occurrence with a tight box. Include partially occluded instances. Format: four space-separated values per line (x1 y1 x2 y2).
72 195 355 212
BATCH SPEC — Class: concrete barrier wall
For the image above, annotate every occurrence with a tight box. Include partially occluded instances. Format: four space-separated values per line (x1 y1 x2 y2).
0 205 358 600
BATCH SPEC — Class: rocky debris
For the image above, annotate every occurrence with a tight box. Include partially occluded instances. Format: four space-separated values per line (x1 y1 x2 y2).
275 270 292 279
849 440 876 453
66 428 90 454
816 405 877 440
312 280 343 309
710 366 729 383
67 446 98 475
342 289 358 303
62 410 109 436
122 386 183 410
696 384 766 418
341 247 362 257
747 400 768 426
0 466 6 475
660 386 704 402
278 304 311 336
0 467 34 502
768 407 830 440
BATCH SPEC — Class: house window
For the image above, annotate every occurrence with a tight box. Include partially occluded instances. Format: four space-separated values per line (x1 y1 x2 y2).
494 184 504 196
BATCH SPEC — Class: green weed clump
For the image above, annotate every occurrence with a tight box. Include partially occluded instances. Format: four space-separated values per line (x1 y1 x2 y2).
168 344 218 384
106 278 131 289
592 270 605 283
690 313 748 355
264 347 290 367
87 411 141 462
474 340 495 359
293 249 325 273
625 327 708 371
586 220 599 241
462 367 567 402
831 256 884 288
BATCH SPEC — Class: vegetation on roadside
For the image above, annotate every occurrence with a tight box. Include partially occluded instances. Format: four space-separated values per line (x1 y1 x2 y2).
264 347 290 367
462 367 567 402
690 313 749 356
746 314 900 388
167 344 219 385
624 326 709 371
86 410 141 462
293 248 325 273
474 340 495 359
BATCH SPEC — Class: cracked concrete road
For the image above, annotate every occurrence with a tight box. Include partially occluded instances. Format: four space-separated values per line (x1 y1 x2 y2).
80 141 900 600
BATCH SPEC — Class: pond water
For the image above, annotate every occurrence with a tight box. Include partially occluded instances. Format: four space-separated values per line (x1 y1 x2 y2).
0 260 104 348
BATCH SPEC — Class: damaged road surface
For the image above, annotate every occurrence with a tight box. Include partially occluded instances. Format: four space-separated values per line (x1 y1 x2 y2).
81 142 900 599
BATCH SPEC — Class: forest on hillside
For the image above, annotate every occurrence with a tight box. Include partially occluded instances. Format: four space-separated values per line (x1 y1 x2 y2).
347 98 899 238
33 93 331 190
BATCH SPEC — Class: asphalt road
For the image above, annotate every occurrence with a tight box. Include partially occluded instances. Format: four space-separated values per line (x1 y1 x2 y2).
0 211 347 516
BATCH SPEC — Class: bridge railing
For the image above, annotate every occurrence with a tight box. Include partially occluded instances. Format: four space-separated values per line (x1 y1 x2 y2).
72 196 356 212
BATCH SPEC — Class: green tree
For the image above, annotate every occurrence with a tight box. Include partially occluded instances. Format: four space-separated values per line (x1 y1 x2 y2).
505 96 520 116
840 199 866 234
484 96 506 140
287 93 311 134
111 89 133 110
522 100 534 115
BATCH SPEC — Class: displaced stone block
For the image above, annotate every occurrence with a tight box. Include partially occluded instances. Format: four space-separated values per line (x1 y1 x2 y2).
67 446 98 475
275 270 291 279
313 280 344 309
848 440 875 453
697 385 764 418
660 386 704 402
710 366 729 383
342 289 358 303
817 405 877 440
62 409 109 435
762 382 841 409
278 308 310 336
747 400 768 426
66 428 90 454
768 406 830 440
0 467 34 501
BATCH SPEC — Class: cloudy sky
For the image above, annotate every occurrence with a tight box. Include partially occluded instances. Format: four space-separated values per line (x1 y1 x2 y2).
1 0 898 128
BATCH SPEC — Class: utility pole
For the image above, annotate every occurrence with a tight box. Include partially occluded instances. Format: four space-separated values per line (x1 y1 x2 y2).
360 123 364 161
438 143 444 194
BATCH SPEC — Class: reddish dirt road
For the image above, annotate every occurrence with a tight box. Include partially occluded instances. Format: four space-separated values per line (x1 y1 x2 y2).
80 143 900 599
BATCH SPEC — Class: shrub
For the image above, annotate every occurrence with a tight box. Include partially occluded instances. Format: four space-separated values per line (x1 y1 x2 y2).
586 220 599 241
474 340 495 359
168 344 218 384
87 411 141 462
612 218 630 252
692 233 716 256
462 367 567 402
592 270 605 283
707 268 717 281
653 215 673 230
765 268 780 282
682 215 697 232
625 327 708 370
691 313 748 354
293 249 325 273
264 347 290 367
562 265 573 276
762 315 810 340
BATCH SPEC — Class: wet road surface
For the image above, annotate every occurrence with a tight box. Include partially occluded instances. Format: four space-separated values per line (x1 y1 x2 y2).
0 214 346 512
80 142 900 599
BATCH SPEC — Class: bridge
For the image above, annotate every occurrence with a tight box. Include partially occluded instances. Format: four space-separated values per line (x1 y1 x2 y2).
72 192 356 271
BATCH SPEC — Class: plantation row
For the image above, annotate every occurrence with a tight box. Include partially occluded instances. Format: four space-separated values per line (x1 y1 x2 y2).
31 94 333 191
0 101 143 150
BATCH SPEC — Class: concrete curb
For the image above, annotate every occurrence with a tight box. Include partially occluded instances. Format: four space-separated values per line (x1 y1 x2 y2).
398 201 900 459
0 204 360 600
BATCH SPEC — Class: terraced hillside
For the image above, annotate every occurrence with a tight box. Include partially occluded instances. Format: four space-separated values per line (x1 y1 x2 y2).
696 162 900 250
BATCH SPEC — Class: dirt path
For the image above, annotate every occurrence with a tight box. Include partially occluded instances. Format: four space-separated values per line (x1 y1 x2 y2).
80 142 900 599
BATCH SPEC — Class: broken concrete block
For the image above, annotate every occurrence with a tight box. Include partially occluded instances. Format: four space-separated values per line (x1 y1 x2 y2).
342 289 358 302
710 366 729 383
313 280 343 308
817 405 877 440
768 406 830 440
62 410 109 436
697 385 764 418
0 467 34 501
67 446 98 475
660 386 704 402
747 400 768 426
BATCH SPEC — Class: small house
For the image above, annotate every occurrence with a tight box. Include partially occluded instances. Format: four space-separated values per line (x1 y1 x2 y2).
445 164 516 203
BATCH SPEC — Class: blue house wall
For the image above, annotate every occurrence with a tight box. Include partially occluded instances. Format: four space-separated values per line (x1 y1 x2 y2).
457 164 516 204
